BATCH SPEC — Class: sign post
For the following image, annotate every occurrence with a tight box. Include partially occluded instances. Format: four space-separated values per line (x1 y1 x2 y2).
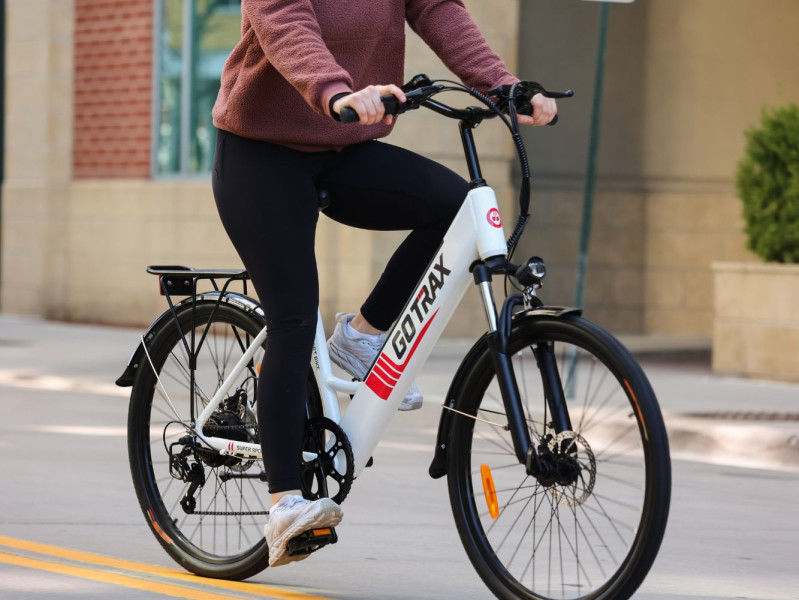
574 0 636 313
567 0 635 397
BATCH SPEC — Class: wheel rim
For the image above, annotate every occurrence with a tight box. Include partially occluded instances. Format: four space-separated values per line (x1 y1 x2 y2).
461 329 655 599
141 311 270 563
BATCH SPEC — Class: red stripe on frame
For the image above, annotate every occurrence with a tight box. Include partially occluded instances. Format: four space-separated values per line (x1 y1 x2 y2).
376 357 401 379
366 373 392 400
372 362 398 384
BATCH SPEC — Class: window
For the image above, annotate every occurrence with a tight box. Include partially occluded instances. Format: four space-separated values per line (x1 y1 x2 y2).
154 0 241 176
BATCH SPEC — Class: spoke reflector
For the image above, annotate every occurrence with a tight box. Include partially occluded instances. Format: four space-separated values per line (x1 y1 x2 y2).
480 464 499 519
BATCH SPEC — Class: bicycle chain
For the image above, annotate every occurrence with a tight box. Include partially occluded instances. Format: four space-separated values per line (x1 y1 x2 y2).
201 424 258 433
191 509 269 516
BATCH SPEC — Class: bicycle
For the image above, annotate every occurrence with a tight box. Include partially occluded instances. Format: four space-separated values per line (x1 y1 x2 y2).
117 75 671 600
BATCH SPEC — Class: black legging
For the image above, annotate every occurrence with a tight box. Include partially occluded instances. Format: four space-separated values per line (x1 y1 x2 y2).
212 130 468 493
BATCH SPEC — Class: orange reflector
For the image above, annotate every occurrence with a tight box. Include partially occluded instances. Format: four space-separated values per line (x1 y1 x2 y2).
312 528 332 536
256 362 262 374
147 509 173 544
481 464 499 520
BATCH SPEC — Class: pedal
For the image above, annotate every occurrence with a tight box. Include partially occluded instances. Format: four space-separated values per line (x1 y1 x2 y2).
286 527 338 557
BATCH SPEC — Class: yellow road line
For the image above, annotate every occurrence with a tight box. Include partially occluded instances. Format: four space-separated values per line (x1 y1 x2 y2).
0 551 247 600
0 536 329 600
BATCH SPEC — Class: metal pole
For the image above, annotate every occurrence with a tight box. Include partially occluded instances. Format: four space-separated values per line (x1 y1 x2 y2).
574 2 610 310
0 0 5 293
567 2 611 398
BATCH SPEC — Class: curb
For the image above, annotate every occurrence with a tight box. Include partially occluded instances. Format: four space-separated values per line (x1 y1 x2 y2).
665 412 799 471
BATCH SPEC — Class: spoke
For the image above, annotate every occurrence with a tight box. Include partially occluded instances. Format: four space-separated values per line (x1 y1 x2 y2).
151 401 183 422
576 352 597 433
595 468 644 491
486 476 536 542
473 428 515 456
593 423 641 460
595 453 644 467
501 488 543 574
584 491 642 516
563 504 603 584
579 385 626 434
164 350 212 405
579 492 632 545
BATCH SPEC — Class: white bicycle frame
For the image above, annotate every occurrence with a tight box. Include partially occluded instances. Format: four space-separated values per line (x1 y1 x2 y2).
189 185 508 477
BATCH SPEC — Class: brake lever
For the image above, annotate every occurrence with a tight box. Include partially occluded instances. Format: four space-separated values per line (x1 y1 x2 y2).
488 82 573 124
543 89 575 99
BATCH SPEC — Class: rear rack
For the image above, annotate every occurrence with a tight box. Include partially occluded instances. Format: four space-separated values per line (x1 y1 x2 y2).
146 265 249 278
147 265 249 297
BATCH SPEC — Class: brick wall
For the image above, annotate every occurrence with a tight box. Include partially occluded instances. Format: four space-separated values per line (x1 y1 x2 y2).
73 0 153 178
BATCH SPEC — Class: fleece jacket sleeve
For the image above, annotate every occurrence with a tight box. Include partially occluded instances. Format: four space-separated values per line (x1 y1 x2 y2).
242 0 353 115
405 0 518 92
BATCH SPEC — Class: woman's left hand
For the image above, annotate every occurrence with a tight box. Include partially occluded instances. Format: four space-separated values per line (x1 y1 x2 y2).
517 93 557 126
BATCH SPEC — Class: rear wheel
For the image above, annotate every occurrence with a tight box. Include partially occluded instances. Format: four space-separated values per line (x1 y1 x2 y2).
127 300 322 579
447 315 670 599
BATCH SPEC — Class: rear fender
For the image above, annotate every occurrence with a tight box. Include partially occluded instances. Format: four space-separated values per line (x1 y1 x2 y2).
115 292 264 387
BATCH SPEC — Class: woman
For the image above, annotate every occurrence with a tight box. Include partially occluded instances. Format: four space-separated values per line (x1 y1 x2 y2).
211 0 556 568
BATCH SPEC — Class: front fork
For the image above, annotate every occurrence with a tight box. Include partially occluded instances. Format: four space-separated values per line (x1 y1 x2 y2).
474 261 573 476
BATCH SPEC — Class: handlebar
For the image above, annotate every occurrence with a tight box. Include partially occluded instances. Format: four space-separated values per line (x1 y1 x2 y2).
336 76 573 125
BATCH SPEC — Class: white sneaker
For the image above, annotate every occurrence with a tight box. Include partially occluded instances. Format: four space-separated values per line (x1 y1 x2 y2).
265 495 343 567
327 313 423 411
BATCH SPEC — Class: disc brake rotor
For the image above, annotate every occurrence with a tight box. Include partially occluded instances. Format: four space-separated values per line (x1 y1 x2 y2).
546 431 596 507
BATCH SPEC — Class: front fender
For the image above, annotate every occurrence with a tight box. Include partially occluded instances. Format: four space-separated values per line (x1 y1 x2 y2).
428 305 581 479
115 292 264 387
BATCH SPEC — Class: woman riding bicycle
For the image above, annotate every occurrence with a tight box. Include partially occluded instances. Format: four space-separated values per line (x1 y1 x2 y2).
211 0 557 568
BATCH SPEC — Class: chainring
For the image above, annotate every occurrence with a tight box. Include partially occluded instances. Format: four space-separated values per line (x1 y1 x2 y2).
300 417 354 505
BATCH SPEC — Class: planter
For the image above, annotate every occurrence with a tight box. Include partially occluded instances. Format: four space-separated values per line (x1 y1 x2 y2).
713 261 799 382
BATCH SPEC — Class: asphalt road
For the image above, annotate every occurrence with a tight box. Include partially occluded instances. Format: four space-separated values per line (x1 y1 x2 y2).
1 316 798 599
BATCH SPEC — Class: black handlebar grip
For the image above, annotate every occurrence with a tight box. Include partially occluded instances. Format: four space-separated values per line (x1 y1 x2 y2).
339 107 360 123
338 95 402 124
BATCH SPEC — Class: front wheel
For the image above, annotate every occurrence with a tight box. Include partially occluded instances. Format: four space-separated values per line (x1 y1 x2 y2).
447 315 670 600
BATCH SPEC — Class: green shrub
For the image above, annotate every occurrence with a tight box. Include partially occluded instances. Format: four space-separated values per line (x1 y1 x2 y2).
736 103 799 263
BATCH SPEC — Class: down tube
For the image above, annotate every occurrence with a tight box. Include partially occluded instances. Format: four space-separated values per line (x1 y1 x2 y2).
338 200 481 476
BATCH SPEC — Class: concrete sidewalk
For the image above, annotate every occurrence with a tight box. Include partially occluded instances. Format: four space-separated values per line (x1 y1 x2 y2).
1 312 797 472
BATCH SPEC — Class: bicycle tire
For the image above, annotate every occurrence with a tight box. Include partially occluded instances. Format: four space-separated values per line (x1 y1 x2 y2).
447 314 670 600
127 300 322 580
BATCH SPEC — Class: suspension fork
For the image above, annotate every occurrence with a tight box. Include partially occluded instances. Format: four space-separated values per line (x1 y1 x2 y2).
473 263 533 468
474 262 573 475
533 341 573 434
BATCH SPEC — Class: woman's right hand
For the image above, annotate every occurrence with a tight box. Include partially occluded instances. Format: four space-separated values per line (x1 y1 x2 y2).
333 85 407 125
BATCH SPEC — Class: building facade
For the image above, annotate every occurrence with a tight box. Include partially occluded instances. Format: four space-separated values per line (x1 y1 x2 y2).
2 0 798 338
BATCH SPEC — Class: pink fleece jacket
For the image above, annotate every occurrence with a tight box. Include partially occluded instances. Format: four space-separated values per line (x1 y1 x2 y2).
212 0 517 151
